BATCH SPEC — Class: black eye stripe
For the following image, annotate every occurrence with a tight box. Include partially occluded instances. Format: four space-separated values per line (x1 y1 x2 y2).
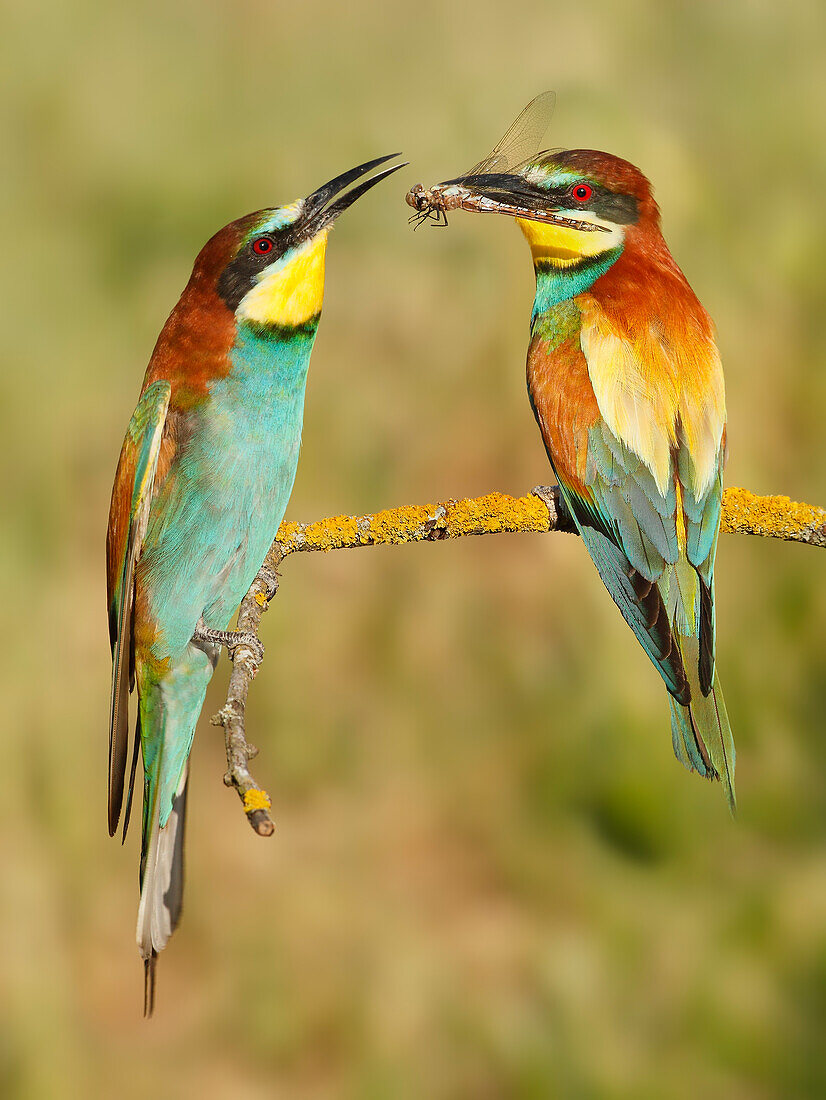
218 232 285 309
541 182 638 225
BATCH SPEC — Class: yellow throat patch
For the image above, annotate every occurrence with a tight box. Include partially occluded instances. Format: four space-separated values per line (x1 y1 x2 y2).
239 230 328 327
517 217 620 265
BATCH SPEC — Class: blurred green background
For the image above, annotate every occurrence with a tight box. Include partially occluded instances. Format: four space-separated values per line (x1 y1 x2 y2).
2 0 825 1096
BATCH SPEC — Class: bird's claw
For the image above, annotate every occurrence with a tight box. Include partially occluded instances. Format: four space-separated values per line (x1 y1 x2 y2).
193 622 265 664
227 631 265 663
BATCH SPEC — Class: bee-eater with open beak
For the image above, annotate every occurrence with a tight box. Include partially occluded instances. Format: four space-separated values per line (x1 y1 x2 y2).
410 148 735 810
107 154 404 1012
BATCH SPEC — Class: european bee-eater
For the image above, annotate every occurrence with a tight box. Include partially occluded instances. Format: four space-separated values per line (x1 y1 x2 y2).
107 154 404 1013
408 131 735 810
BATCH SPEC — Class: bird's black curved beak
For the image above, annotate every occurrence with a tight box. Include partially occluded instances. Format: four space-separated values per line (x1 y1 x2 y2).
431 171 608 232
300 154 407 237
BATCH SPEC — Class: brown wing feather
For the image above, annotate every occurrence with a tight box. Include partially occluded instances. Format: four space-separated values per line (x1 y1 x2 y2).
106 382 171 835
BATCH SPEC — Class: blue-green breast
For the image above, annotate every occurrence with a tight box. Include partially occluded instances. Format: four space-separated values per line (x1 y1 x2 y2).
141 320 319 660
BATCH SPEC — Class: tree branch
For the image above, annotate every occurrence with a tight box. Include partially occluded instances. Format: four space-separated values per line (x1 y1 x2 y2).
210 563 281 836
213 485 826 833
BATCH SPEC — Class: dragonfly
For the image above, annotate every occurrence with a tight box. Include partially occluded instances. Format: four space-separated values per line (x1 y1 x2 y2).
406 91 605 234
406 92 555 228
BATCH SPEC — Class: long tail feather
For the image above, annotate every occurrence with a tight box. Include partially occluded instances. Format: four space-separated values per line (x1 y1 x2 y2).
691 673 736 814
144 954 157 1017
669 671 736 814
136 763 189 1016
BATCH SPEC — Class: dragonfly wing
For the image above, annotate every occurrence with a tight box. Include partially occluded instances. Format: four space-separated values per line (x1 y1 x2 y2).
468 91 556 174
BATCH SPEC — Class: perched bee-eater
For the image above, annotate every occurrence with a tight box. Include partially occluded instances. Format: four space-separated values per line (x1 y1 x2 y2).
108 154 404 1013
408 121 735 810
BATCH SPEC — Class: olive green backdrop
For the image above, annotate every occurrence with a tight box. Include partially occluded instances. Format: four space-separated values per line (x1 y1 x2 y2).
2 0 825 1096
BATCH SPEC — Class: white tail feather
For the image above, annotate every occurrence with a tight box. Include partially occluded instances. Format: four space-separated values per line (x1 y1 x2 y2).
136 764 188 959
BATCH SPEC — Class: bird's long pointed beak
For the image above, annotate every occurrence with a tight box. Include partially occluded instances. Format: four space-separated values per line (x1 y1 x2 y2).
301 154 408 236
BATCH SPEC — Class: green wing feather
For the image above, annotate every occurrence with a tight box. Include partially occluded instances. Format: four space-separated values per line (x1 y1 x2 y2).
677 445 723 693
558 421 689 703
107 381 171 836
555 419 735 808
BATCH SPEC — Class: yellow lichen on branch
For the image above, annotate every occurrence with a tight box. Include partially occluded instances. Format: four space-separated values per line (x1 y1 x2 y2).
275 490 562 557
721 489 826 547
243 788 272 815
274 486 826 557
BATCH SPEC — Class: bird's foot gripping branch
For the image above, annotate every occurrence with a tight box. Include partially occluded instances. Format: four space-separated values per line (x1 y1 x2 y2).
213 485 826 833
194 619 265 663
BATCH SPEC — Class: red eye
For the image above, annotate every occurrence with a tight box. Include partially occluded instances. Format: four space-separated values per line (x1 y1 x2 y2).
572 184 593 203
252 236 274 255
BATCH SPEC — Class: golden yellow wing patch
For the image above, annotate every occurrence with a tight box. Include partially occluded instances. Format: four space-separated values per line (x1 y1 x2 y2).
578 296 725 498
